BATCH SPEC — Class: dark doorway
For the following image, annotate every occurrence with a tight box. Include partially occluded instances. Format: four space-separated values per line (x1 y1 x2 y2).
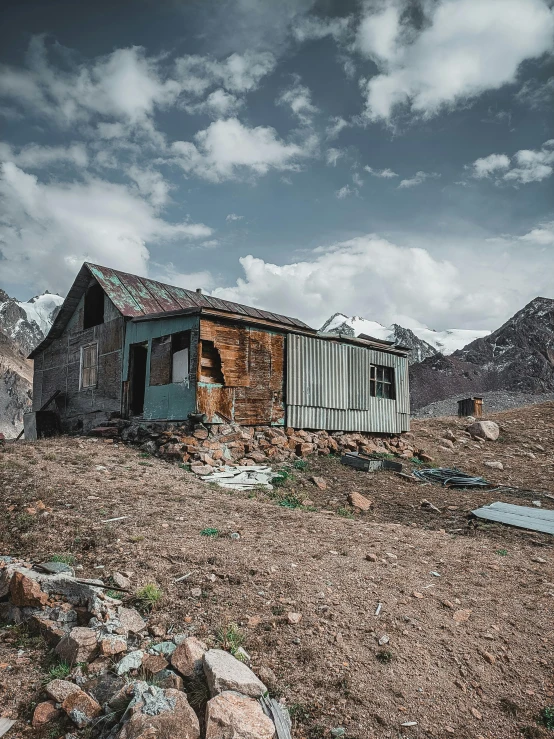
130 343 148 416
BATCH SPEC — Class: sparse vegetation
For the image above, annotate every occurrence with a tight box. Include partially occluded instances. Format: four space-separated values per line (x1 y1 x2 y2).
293 459 309 470
134 583 163 613
376 650 393 664
50 553 75 565
540 706 554 730
337 507 354 519
496 548 508 556
201 527 220 537
215 622 244 655
44 660 71 682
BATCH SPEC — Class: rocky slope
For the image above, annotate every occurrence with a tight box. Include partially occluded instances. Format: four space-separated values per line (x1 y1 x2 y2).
0 289 62 437
319 312 489 364
410 297 554 409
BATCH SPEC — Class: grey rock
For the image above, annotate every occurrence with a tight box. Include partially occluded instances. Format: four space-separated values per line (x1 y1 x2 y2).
116 650 144 676
149 641 176 657
203 649 267 698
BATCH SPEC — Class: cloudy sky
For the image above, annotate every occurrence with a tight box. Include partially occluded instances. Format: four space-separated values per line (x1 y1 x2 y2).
0 0 553 332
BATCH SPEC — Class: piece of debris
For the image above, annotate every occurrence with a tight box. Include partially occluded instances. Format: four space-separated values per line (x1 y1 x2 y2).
101 516 129 524
348 492 373 511
413 468 490 488
310 476 327 490
375 603 382 616
484 460 504 470
472 502 554 535
0 720 16 738
421 499 441 513
532 500 542 507
341 452 402 473
201 465 274 490
378 634 390 645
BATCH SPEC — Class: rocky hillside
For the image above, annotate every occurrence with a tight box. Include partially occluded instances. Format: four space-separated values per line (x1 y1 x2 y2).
0 288 62 437
319 312 489 364
410 297 554 409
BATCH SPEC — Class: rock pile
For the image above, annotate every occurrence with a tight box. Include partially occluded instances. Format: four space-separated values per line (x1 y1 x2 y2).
0 557 289 738
107 419 422 474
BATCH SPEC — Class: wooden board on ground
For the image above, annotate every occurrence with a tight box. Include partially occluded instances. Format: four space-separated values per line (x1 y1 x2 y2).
472 501 554 535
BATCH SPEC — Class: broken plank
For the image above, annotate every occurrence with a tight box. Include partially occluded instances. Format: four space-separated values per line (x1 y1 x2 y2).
0 719 16 738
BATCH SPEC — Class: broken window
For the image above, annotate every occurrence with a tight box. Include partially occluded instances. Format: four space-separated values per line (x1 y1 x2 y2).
149 332 191 386
370 365 395 399
200 340 224 384
80 343 98 389
83 282 105 329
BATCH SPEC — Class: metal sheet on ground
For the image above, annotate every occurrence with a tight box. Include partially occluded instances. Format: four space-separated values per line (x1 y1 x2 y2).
472 501 554 534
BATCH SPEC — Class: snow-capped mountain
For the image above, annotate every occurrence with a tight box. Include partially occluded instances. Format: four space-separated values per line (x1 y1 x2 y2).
319 313 491 364
0 289 63 357
0 288 63 437
410 297 554 409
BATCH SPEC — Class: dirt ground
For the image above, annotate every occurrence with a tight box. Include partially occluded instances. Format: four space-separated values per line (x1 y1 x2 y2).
2 403 554 739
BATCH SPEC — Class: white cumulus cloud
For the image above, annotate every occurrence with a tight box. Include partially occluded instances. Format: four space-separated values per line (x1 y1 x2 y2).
398 171 439 188
171 118 313 182
357 0 554 122
470 140 554 184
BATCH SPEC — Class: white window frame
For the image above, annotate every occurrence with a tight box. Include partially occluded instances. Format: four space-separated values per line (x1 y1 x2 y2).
80 342 98 390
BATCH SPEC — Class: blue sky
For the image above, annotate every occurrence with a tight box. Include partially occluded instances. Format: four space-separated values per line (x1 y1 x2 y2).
0 0 553 331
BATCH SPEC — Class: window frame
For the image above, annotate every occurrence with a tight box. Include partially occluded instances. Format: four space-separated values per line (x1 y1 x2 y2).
370 364 395 400
80 342 99 390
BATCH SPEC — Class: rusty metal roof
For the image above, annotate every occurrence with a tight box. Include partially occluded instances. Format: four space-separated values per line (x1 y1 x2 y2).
85 263 312 329
29 262 314 357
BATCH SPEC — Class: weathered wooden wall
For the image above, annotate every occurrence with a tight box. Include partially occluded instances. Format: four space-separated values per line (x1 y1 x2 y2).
197 318 285 426
32 290 124 433
123 314 199 421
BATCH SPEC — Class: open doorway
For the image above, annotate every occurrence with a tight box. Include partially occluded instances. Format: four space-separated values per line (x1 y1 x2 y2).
130 343 148 416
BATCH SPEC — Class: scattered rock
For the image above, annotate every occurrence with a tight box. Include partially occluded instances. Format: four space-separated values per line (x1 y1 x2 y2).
171 637 207 678
9 571 49 607
100 635 127 657
62 688 102 728
118 685 200 739
348 492 372 511
310 476 327 490
203 649 267 698
191 587 202 597
467 421 500 441
116 650 144 676
484 460 504 470
112 572 131 589
32 701 60 728
471 707 483 720
482 651 496 664
45 679 81 703
287 612 302 625
118 607 147 635
205 691 275 739
365 553 378 562
142 654 169 675
55 627 98 664
453 609 472 624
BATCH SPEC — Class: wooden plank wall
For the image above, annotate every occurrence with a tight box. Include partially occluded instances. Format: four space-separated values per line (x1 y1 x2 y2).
197 318 285 426
32 292 124 432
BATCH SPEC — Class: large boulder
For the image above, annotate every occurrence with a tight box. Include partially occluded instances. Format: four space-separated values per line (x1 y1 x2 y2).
205 691 275 739
203 649 267 698
466 420 500 441
117 684 200 739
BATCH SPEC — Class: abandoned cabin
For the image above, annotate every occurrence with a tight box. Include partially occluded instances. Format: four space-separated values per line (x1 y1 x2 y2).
28 263 410 436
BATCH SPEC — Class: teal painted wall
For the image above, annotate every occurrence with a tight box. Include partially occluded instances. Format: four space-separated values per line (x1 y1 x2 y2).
124 315 199 421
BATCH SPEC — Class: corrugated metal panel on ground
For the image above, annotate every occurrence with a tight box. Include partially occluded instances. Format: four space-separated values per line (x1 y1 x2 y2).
472 502 554 534
286 333 410 432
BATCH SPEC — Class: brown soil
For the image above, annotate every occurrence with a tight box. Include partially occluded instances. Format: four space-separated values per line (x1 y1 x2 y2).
1 403 554 738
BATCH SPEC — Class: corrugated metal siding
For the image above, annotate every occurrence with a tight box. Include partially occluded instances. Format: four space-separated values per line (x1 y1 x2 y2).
286 334 410 433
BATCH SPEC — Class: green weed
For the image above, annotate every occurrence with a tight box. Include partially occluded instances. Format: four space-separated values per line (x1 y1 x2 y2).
201 527 220 537
14 512 36 532
215 622 244 655
271 470 291 487
106 589 124 600
337 507 355 519
134 583 163 613
540 706 554 729
293 459 308 470
376 650 393 664
496 549 508 556
50 553 75 565
44 660 71 682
